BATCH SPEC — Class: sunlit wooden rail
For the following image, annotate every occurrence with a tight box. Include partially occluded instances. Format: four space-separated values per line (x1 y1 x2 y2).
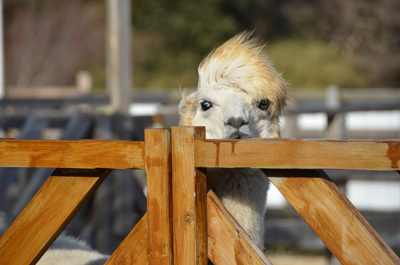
0 126 399 265
195 139 400 170
0 140 145 169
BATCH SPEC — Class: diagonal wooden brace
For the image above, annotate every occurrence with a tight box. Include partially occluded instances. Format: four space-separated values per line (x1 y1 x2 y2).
263 169 400 265
105 214 149 265
0 168 111 265
207 190 273 265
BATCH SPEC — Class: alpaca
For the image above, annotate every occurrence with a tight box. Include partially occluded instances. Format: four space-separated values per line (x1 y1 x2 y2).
37 234 109 265
178 32 288 249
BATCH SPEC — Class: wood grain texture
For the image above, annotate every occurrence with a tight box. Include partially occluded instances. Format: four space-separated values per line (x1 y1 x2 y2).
145 129 173 265
0 140 145 169
263 169 400 265
172 126 208 265
207 191 272 265
105 214 149 265
0 168 111 265
195 139 400 170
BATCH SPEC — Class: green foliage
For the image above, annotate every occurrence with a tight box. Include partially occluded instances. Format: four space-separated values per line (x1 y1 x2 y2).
130 1 369 89
133 0 239 53
131 0 241 88
267 38 368 89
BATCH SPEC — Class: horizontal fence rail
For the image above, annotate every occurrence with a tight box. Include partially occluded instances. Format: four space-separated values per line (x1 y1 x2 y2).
195 139 400 170
0 140 145 169
3 138 400 171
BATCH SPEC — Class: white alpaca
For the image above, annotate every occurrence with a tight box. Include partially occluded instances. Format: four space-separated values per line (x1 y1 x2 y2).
179 32 288 249
37 234 109 265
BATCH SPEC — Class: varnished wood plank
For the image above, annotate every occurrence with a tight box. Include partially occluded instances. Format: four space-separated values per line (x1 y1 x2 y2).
195 168 208 263
145 129 173 265
263 169 400 265
195 139 400 170
172 127 208 265
0 169 111 265
105 214 149 265
207 190 273 265
0 140 145 169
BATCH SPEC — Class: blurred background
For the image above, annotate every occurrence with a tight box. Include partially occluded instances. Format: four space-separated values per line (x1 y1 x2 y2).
1 0 400 264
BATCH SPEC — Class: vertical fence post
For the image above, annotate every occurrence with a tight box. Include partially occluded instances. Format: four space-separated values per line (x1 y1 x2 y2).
171 127 207 265
145 129 173 265
0 0 4 99
106 0 132 115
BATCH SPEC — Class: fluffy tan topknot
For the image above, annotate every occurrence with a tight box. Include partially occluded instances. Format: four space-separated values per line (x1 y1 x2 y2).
198 32 288 113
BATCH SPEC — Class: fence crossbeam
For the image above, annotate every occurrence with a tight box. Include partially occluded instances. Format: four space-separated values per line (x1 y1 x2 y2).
0 140 145 169
195 139 400 170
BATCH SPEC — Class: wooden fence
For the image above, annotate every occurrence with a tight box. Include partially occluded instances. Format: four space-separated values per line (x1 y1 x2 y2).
0 126 399 264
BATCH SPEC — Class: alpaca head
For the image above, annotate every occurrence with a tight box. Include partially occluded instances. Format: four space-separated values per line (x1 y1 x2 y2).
179 33 288 139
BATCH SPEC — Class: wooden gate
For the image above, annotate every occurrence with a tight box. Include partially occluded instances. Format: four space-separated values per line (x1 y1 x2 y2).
0 126 399 264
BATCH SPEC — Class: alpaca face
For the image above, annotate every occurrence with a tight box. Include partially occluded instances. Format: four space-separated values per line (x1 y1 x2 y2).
178 33 287 139
181 87 279 140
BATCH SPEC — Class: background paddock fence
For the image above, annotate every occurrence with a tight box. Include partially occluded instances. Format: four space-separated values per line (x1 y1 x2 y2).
0 126 399 264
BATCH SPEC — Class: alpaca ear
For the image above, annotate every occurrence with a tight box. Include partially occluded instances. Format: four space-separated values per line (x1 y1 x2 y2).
178 90 198 115
178 99 188 115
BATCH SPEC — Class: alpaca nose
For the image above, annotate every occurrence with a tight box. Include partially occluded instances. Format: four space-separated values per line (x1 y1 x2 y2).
225 116 249 129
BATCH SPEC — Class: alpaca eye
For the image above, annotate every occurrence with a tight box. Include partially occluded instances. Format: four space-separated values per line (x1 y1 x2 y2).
201 101 213 111
258 99 270 110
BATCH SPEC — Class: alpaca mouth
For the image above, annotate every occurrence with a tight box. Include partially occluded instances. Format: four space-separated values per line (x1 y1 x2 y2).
225 132 251 140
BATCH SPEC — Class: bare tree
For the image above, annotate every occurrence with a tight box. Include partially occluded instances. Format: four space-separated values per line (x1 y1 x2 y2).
5 0 105 87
